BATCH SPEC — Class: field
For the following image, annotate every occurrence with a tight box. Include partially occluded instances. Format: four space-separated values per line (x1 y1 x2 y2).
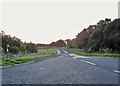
0 48 57 66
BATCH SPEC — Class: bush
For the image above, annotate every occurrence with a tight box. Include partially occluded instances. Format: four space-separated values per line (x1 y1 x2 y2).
9 46 19 54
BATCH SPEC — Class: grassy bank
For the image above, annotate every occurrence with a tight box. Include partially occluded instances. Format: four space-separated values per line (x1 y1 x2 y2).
0 48 57 66
64 48 120 57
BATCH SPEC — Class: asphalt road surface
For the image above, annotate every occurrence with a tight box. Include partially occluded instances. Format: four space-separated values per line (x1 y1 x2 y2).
2 48 120 84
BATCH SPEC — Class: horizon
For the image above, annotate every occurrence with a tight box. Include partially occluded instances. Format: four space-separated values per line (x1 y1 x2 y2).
1 18 117 45
2 2 117 44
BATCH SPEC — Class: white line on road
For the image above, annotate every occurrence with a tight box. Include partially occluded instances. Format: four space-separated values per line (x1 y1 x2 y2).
40 68 44 69
113 70 120 73
81 59 97 66
71 54 90 58
63 50 68 54
73 57 77 59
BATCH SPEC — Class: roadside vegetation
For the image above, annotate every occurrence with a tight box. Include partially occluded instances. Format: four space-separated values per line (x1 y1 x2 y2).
64 18 120 57
1 31 58 66
0 48 57 66
1 18 119 66
47 18 120 57
64 48 120 57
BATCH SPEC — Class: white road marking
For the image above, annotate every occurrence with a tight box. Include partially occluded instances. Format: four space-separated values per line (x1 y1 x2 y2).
70 54 90 58
113 70 120 73
73 57 77 59
81 59 97 66
63 50 68 54
40 68 44 69
80 59 84 61
72 56 84 59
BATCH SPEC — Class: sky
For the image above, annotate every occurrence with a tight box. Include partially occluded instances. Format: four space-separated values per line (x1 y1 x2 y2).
1 0 118 44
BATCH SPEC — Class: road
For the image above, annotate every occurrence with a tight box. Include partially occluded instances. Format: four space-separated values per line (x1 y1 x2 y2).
2 48 120 84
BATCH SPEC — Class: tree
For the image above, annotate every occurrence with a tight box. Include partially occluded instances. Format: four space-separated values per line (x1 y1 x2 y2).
9 46 19 54
73 18 120 53
19 44 27 54
26 42 38 53
2 32 38 55
49 39 66 47
75 25 96 50
66 39 74 48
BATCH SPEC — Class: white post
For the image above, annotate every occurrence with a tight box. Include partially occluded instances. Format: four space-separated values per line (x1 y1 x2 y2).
7 45 9 58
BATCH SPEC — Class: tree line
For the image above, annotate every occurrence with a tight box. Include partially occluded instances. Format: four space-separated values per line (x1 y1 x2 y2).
1 32 38 56
1 18 119 57
66 18 120 53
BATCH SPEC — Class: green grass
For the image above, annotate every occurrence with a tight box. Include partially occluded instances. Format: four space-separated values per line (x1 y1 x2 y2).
64 48 120 57
1 48 57 66
38 48 57 54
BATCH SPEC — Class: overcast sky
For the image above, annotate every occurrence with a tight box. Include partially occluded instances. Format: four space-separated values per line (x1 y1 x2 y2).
1 1 118 44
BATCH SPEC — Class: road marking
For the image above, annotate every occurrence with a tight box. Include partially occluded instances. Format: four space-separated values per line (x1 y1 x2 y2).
70 54 90 58
73 57 77 59
81 60 97 66
63 50 68 54
113 70 120 73
40 68 44 69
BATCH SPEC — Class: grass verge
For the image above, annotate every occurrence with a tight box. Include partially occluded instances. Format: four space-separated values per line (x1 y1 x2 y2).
0 48 57 66
64 48 120 57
